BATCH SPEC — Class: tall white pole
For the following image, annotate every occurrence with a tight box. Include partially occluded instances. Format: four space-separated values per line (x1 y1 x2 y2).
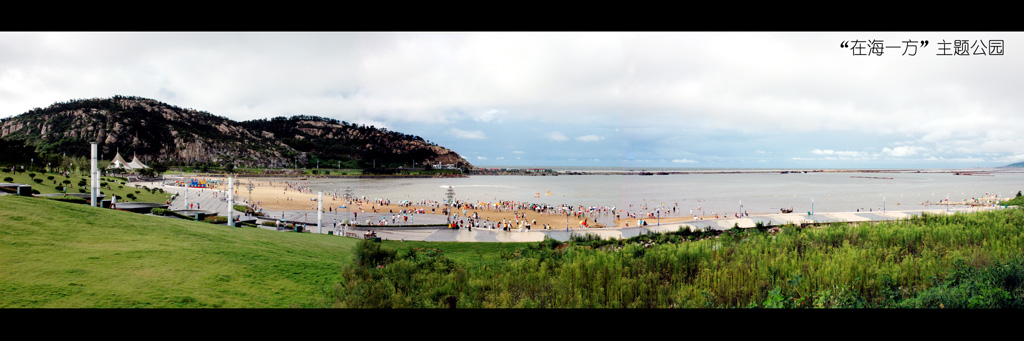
90 143 97 207
317 191 323 234
228 175 235 227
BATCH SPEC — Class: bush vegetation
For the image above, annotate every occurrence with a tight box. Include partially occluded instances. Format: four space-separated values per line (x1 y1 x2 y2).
333 208 1024 308
204 216 228 224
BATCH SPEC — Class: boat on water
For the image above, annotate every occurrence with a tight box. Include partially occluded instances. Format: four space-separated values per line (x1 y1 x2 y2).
780 208 794 213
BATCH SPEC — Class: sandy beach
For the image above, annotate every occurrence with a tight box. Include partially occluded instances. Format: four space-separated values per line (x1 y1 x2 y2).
176 177 620 230
159 175 1009 232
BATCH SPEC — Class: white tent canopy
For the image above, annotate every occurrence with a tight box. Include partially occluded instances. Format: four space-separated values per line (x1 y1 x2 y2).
107 152 148 170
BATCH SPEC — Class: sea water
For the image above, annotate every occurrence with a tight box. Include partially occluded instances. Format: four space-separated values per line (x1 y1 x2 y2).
301 169 1024 220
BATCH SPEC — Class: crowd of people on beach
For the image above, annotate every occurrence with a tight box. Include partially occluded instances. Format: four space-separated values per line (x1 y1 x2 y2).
160 177 775 231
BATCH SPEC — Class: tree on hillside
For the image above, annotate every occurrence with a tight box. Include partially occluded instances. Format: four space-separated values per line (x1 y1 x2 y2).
150 163 168 176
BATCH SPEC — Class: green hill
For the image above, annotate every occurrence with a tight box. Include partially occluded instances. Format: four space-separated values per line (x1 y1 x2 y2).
1004 161 1024 168
0 95 472 170
0 195 358 308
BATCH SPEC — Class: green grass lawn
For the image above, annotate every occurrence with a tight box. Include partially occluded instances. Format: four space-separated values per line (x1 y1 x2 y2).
0 194 536 308
0 195 360 308
1 170 171 203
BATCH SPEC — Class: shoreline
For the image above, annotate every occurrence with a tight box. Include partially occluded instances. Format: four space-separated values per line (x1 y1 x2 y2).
144 175 1011 233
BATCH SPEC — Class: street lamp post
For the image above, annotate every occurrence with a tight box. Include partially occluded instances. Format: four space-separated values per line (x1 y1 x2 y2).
228 175 234 227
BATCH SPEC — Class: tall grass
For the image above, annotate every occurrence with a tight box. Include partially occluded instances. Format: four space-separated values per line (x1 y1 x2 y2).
334 208 1024 308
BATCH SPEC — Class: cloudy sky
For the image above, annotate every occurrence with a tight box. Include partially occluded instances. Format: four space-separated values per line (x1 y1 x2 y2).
2 32 1021 169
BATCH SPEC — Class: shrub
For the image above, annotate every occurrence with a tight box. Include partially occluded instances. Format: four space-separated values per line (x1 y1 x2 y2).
125 193 136 200
47 175 54 180
3 177 12 182
34 178 43 184
78 188 86 193
55 185 64 191
29 173 36 179
204 216 228 224
31 189 40 194
355 239 397 268
151 208 189 219
63 180 71 185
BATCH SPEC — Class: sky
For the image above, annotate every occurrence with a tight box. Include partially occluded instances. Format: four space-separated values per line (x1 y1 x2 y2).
1 32 1022 169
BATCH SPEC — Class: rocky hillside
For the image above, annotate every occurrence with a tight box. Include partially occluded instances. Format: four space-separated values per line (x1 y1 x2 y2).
0 96 472 169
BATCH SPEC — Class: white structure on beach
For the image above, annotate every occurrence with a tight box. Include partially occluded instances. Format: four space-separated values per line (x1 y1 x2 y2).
107 152 148 170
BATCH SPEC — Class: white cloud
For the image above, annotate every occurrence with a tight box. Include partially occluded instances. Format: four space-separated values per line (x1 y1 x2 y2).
810 149 866 157
546 131 568 142
448 128 485 139
672 159 698 163
4 32 1022 168
473 109 507 123
882 146 927 157
476 156 487 160
513 151 525 154
576 134 604 142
